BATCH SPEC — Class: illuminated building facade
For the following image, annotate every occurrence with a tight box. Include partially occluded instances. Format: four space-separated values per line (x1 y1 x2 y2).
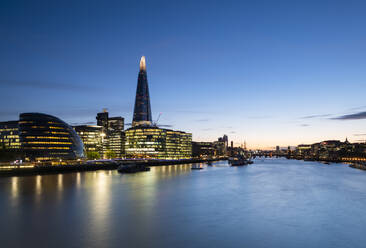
107 130 125 158
95 110 125 158
73 125 103 157
106 116 125 157
125 127 191 159
125 56 192 159
108 117 124 131
0 121 20 149
192 142 216 157
19 113 84 161
0 121 21 161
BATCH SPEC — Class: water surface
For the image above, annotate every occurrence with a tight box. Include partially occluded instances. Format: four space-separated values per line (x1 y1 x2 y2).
1 158 366 248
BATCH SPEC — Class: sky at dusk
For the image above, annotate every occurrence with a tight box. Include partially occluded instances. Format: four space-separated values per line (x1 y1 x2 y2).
1 0 365 149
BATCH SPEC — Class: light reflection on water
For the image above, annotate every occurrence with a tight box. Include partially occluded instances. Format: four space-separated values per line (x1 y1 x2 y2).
1 159 366 247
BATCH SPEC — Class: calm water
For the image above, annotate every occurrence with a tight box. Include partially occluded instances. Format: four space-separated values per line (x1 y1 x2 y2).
1 158 366 248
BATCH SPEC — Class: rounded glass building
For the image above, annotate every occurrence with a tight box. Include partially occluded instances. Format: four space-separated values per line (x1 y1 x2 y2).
19 113 84 161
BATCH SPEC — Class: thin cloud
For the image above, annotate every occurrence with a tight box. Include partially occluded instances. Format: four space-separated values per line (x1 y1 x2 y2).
331 111 366 120
300 124 310 127
195 118 209 122
301 114 331 119
220 126 233 129
347 105 366 112
248 115 272 119
354 134 366 136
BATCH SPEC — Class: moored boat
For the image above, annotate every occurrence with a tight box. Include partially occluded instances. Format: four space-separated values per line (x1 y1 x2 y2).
229 155 253 166
191 164 203 170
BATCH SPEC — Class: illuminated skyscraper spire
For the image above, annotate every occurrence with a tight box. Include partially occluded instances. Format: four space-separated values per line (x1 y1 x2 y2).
132 56 152 127
140 56 146 70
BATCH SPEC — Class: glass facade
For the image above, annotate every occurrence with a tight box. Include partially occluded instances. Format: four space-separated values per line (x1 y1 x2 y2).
0 121 20 150
94 110 125 158
132 56 152 127
73 125 103 157
125 127 192 160
106 130 125 158
19 113 84 161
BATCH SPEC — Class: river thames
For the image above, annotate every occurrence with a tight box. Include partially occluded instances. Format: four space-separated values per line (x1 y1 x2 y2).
1 158 366 247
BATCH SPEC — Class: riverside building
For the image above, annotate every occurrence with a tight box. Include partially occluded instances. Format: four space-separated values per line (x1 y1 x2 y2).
95 110 125 158
0 121 20 150
73 125 104 158
125 56 192 160
0 121 21 161
19 113 84 161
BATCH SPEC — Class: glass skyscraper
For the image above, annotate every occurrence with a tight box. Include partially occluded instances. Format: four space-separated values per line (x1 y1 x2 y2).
132 56 152 127
125 56 192 160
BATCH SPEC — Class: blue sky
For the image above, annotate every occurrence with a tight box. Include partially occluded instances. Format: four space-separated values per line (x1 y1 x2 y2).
1 0 365 148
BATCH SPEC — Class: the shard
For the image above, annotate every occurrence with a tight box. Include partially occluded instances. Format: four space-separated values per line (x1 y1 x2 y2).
132 56 152 127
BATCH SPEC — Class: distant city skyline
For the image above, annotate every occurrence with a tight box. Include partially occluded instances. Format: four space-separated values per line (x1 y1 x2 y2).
1 0 365 149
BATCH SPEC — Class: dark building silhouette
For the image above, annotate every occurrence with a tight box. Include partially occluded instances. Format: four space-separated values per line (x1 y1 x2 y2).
96 109 109 130
132 56 152 127
19 113 84 161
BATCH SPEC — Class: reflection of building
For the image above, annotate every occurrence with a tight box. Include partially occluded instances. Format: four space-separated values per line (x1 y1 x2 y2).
73 125 103 157
125 56 192 159
19 113 84 161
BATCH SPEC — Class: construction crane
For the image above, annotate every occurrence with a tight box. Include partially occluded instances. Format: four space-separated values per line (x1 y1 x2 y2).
153 113 162 127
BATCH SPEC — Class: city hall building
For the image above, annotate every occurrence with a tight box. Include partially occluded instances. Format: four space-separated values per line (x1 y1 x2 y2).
19 113 84 161
124 56 192 160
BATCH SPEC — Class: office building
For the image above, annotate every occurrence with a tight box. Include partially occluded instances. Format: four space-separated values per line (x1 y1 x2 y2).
0 121 20 150
125 127 191 159
0 121 21 161
19 113 84 161
95 110 125 158
73 125 104 158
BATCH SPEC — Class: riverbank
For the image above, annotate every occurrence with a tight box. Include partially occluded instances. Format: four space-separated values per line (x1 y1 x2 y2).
282 156 366 171
349 163 366 171
0 157 226 177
